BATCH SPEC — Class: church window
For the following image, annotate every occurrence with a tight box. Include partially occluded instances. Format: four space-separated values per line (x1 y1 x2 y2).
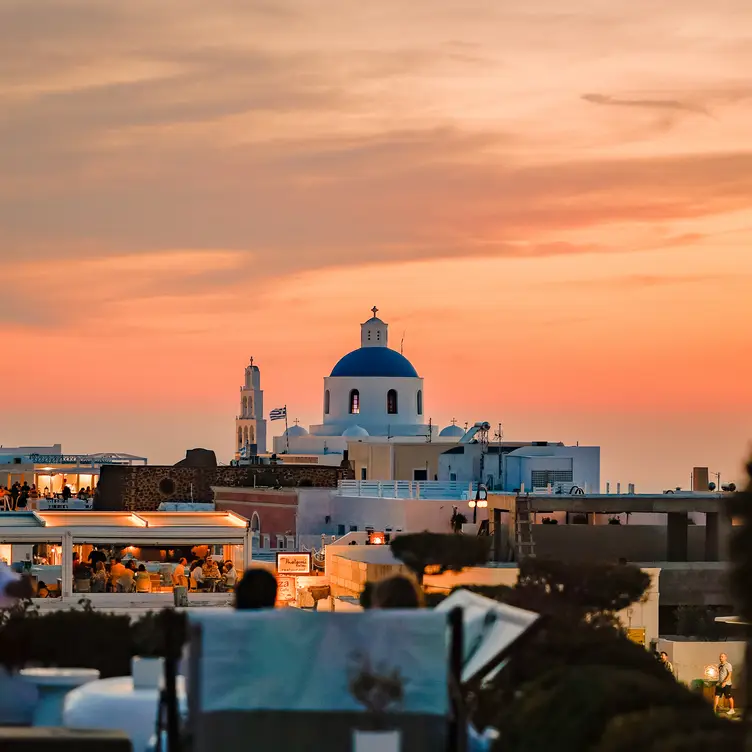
367 331 371 341
250 512 261 532
237 427 243 448
416 390 423 415
349 389 360 414
376 331 381 341
387 389 398 414
242 396 248 415
243 427 249 445
248 425 255 443
324 389 330 414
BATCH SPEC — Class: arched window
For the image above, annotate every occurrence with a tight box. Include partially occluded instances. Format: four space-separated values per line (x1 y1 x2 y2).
250 512 261 533
242 396 248 415
237 427 243 448
387 389 398 414
349 389 360 414
248 425 255 443
416 390 423 415
324 389 330 414
243 426 249 445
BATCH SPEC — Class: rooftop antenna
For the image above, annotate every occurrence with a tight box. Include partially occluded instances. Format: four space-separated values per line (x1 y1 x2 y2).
426 417 433 443
493 422 503 490
400 331 405 354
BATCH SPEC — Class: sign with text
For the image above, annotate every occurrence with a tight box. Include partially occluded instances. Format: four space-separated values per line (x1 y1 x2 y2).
276 552 312 575
277 576 297 602
627 627 646 647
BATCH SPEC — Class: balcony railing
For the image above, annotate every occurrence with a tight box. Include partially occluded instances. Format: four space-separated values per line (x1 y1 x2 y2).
336 480 479 500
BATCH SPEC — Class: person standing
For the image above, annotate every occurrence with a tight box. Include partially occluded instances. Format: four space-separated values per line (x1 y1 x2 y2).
713 652 735 715
172 557 188 588
659 651 674 676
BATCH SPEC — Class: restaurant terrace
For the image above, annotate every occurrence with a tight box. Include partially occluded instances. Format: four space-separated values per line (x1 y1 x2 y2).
0 510 252 604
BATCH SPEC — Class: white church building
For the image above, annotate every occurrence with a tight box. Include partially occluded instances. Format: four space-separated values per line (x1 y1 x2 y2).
272 308 438 457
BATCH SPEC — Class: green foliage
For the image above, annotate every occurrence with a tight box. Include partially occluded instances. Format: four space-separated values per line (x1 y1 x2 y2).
389 532 490 582
0 601 187 676
491 666 708 752
595 705 724 752
513 557 651 619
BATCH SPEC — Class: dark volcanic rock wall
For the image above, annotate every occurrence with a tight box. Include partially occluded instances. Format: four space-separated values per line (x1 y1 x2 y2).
95 463 352 511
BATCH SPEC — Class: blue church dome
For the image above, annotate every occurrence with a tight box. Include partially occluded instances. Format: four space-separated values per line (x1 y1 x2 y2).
330 347 419 378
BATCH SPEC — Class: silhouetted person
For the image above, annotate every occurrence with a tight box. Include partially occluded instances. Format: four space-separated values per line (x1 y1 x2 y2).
359 581 375 609
234 568 278 610
372 575 424 609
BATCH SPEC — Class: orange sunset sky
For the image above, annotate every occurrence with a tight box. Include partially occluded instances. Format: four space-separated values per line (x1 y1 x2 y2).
1 1 751 490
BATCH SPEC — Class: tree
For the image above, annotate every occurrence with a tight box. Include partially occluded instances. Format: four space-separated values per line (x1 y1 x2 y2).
389 532 490 584
489 665 709 752
596 706 735 752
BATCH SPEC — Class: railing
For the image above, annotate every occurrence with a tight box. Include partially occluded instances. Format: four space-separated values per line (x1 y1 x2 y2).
336 480 479 500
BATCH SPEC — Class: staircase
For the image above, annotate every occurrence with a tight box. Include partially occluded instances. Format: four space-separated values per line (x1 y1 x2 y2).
514 497 536 560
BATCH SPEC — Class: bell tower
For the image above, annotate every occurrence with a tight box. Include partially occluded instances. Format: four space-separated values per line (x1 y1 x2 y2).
361 306 388 348
235 357 267 458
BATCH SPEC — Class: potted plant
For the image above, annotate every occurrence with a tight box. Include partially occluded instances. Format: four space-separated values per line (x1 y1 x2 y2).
348 651 406 752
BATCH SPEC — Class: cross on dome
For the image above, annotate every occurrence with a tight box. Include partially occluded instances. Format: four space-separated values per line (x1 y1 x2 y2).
293 418 300 426
371 306 379 317
451 418 457 426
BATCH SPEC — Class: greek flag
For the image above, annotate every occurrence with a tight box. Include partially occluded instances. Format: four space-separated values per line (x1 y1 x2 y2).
269 406 287 421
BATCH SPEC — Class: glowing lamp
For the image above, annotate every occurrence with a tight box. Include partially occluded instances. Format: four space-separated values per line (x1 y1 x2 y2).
704 664 719 681
468 500 477 508
368 532 385 546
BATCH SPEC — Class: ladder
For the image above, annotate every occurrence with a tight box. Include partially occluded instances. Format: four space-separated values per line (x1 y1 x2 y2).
515 497 536 560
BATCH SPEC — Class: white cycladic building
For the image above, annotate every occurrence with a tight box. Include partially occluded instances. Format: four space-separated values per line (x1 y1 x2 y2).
439 441 601 493
272 309 436 456
235 359 267 457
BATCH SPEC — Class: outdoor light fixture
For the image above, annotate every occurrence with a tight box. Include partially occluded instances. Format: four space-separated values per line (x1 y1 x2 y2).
368 532 385 545
704 664 719 681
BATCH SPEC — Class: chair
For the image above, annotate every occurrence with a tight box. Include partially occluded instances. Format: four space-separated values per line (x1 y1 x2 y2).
185 609 455 752
149 573 161 593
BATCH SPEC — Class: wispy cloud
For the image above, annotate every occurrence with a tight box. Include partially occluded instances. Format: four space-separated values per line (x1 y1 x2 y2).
582 92 711 117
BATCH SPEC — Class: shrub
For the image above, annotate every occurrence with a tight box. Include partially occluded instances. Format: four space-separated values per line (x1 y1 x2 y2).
0 601 187 677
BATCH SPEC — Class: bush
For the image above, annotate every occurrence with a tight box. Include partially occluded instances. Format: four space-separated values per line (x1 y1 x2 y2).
0 600 187 677
491 665 708 752
595 705 723 752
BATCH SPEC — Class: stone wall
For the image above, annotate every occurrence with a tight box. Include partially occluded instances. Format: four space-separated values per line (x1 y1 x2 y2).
96 463 352 512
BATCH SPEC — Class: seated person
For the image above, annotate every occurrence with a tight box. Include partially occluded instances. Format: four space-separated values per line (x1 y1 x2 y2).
110 557 126 584
190 560 205 590
36 580 50 598
91 561 107 593
223 561 237 590
371 575 424 609
234 568 277 610
118 565 135 593
134 564 151 593
202 556 221 580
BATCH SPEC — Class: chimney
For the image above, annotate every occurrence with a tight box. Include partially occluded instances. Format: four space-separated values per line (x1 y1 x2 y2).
606 482 611 494
628 483 635 494
617 482 621 495
692 467 709 492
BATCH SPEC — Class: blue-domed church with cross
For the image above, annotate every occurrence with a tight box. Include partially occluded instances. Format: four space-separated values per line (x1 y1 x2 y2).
270 308 439 456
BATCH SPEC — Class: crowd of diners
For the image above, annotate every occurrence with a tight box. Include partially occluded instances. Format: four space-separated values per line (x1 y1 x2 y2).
62 547 238 595
0 482 95 510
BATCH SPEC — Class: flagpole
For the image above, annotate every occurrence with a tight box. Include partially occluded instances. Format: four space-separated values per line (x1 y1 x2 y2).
284 405 289 453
